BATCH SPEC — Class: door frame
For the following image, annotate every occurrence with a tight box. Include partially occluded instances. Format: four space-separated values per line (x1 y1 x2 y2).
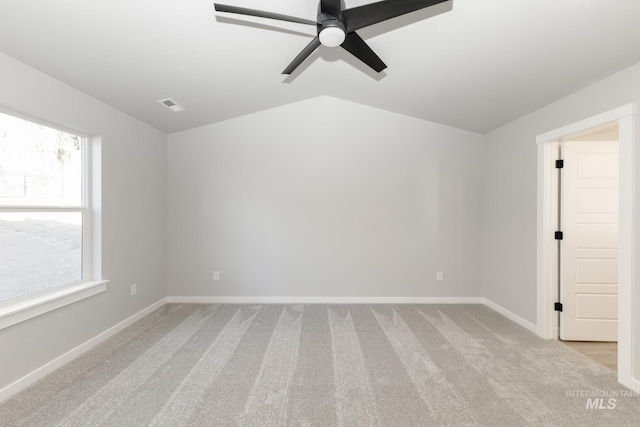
536 103 636 389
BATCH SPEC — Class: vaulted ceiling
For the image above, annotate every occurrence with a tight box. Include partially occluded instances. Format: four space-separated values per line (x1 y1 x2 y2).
2 0 640 134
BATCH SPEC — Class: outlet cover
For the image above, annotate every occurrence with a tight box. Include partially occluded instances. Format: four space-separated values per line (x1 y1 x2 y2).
213 271 220 281
131 283 137 296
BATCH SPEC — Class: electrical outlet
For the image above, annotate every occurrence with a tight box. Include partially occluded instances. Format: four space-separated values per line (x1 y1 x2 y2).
213 271 220 281
131 283 137 296
436 272 443 281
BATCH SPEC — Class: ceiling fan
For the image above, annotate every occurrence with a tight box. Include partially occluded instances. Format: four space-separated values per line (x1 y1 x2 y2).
214 0 450 74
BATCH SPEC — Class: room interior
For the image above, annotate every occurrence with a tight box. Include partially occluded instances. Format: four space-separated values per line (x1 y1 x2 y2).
2 0 640 424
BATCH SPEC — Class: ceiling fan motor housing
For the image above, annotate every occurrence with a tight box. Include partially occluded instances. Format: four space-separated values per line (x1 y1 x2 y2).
318 18 346 47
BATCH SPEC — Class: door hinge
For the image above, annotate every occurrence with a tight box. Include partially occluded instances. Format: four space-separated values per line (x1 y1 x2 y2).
555 231 563 240
554 302 563 312
555 159 564 168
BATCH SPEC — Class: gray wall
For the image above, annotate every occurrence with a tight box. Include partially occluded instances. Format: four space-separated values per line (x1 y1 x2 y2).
167 97 485 298
0 53 167 389
483 61 640 379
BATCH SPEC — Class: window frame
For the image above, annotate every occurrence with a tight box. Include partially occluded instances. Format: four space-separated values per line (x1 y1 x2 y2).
0 108 106 330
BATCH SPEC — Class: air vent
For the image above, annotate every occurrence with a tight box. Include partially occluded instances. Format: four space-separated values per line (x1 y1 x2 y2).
158 98 185 112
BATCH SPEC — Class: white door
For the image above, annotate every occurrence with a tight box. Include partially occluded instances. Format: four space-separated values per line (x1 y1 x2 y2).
560 140 619 341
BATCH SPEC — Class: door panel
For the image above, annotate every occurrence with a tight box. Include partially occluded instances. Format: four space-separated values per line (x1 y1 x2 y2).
560 140 619 341
577 153 618 178
575 294 617 319
575 259 618 284
577 188 618 213
576 223 618 248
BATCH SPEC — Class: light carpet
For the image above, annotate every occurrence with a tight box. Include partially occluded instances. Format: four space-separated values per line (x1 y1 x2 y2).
1 304 639 426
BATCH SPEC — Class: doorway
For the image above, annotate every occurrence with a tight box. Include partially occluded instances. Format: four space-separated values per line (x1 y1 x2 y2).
536 104 635 388
558 127 620 373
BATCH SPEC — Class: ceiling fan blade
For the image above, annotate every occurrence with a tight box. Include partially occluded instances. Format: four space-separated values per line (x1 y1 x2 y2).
320 0 342 17
282 36 322 74
343 0 449 32
341 32 387 73
214 4 317 26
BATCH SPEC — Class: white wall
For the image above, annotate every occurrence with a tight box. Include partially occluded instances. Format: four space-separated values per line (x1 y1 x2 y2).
483 61 640 381
0 53 167 390
167 96 484 299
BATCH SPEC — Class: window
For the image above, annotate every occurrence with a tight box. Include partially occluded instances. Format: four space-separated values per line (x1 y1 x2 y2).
0 110 91 303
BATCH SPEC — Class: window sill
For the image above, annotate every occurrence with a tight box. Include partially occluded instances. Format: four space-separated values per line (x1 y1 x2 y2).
0 280 108 331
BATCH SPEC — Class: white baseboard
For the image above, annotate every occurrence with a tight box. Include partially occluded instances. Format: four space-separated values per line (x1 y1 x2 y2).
166 296 484 304
631 378 640 394
0 297 167 404
482 298 538 334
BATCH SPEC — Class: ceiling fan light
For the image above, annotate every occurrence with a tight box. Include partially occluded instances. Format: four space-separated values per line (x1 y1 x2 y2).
319 26 346 47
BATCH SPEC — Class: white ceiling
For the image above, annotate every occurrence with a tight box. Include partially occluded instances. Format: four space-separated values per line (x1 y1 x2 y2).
1 0 640 134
